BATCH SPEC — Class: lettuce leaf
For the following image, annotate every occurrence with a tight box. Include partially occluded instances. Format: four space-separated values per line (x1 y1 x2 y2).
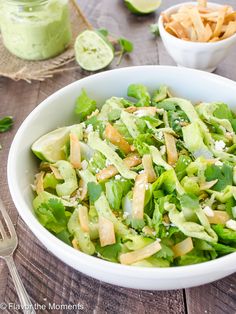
105 179 132 210
124 234 153 250
96 240 123 262
175 155 192 181
205 164 233 192
176 248 210 266
196 102 233 133
35 199 70 236
75 89 97 121
87 182 103 203
167 203 217 243
213 243 236 255
152 85 168 103
127 84 150 107
212 224 236 244
133 134 156 156
167 109 189 137
132 257 170 267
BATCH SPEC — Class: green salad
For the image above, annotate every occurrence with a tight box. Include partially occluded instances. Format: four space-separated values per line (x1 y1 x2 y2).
31 84 236 267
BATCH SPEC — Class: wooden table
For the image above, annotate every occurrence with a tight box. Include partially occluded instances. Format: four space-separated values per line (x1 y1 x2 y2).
0 0 236 313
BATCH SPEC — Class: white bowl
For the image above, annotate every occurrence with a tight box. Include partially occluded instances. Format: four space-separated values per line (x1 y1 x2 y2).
158 2 236 72
8 66 236 290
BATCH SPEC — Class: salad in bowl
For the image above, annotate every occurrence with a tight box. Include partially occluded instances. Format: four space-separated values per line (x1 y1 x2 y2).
31 83 236 267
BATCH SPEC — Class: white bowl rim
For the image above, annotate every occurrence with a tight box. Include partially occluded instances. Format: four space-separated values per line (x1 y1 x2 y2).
158 1 236 47
7 65 236 280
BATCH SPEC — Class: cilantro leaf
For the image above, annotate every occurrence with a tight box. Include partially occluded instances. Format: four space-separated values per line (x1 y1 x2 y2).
118 37 133 53
75 89 97 121
133 134 155 156
87 182 103 203
150 23 160 36
97 28 109 37
35 199 68 234
213 103 233 120
96 240 123 262
205 164 233 191
154 244 174 262
0 116 13 133
117 37 134 65
127 84 150 107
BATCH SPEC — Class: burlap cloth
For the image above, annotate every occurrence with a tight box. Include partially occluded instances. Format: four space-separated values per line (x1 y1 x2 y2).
0 0 92 82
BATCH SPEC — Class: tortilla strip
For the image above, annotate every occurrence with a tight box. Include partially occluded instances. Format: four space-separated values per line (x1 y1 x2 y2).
205 23 213 41
163 1 236 43
212 6 228 38
224 12 236 24
220 21 236 39
165 21 189 39
189 7 208 42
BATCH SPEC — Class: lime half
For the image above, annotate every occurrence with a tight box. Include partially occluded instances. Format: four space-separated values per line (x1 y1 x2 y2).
124 0 162 14
75 30 114 71
32 126 71 162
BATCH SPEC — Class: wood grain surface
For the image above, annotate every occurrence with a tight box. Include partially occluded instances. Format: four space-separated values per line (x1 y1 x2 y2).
0 0 236 313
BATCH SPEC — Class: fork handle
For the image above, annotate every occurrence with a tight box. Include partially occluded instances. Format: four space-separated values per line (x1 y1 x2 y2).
5 255 36 314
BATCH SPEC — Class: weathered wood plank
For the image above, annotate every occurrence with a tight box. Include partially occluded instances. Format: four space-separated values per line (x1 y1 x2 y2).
185 274 236 314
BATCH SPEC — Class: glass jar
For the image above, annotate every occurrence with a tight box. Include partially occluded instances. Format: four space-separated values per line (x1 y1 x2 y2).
0 0 72 60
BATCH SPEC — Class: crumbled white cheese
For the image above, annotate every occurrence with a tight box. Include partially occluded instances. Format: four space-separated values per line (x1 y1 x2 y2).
203 206 214 217
81 160 88 170
145 183 149 190
134 110 148 117
214 140 226 151
152 231 157 236
215 160 223 166
95 168 100 174
155 238 161 242
115 174 121 180
158 131 163 139
81 122 86 128
85 124 93 133
139 170 145 174
123 211 129 219
226 219 236 231
105 159 111 167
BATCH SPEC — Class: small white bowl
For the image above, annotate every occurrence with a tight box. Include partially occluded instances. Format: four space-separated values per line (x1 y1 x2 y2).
8 66 236 290
158 2 236 72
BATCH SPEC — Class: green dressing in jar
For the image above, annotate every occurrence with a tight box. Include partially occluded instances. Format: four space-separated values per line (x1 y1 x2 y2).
1 0 72 60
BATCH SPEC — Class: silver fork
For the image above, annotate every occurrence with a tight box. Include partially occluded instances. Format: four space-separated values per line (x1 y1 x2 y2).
0 199 36 314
